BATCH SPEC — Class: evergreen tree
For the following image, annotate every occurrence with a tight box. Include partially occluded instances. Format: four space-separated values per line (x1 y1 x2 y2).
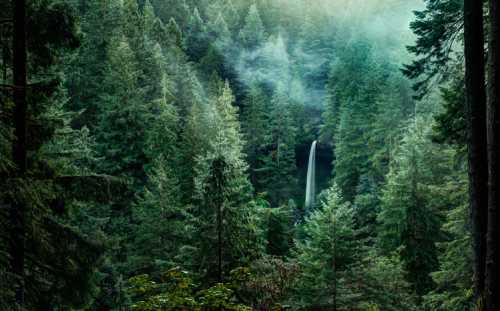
129 156 188 273
96 36 149 185
65 0 122 128
185 7 209 60
378 118 452 298
192 82 262 283
403 0 463 98
292 184 356 310
241 83 269 182
424 172 473 311
239 4 267 49
259 85 298 206
333 101 372 203
265 201 294 257
0 1 113 308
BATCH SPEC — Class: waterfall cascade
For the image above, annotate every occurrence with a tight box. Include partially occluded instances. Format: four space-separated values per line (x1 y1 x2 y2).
305 140 317 210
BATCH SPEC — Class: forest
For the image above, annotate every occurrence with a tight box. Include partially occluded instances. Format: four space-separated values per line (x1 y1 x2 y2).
0 0 499 310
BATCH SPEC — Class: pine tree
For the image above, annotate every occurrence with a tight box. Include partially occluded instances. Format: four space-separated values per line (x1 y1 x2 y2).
259 85 298 206
403 0 463 98
239 4 267 49
241 83 269 181
265 201 294 257
378 118 452 298
333 102 371 203
292 184 356 310
143 0 156 37
191 82 262 284
327 39 385 203
65 0 122 128
0 1 112 308
96 36 149 185
129 156 188 273
424 171 473 311
185 7 209 60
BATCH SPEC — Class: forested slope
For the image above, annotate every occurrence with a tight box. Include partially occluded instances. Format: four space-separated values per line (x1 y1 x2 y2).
0 0 489 310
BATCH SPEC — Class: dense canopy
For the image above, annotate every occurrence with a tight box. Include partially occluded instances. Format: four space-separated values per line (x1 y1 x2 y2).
0 0 499 310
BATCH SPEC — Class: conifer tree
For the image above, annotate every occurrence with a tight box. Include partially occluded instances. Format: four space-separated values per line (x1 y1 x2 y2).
192 82 262 284
292 184 356 309
239 4 267 49
241 83 269 180
259 85 298 206
129 156 188 273
378 118 452 298
96 36 149 185
424 172 473 311
65 0 122 128
265 201 294 257
0 1 112 308
185 7 209 60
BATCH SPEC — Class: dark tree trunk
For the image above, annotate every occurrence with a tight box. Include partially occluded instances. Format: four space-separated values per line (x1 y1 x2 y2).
463 0 489 307
217 189 223 284
212 158 225 284
2 45 7 81
10 0 27 305
486 0 500 309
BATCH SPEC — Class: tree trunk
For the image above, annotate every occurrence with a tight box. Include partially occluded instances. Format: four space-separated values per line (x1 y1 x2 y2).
463 0 489 307
2 45 7 82
486 0 500 309
10 0 27 305
332 216 337 311
217 192 223 283
213 158 225 284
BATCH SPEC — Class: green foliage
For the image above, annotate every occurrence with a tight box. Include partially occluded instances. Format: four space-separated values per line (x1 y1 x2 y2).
292 184 356 308
128 269 200 310
1 0 474 309
432 63 467 149
239 4 267 49
242 256 299 309
423 171 473 310
378 118 456 297
258 85 298 206
129 156 189 272
403 0 463 98
190 82 263 283
128 268 253 310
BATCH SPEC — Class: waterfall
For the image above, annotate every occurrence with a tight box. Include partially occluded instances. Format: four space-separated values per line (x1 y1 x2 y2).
305 140 317 210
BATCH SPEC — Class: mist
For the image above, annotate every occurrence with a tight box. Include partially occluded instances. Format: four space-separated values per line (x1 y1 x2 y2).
216 0 425 106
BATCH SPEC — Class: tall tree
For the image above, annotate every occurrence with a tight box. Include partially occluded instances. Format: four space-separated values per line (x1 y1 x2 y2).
241 83 269 184
260 85 298 206
192 82 261 284
378 119 451 298
463 0 488 306
185 7 209 61
423 172 472 311
10 0 27 304
239 4 267 49
486 0 500 308
292 184 356 310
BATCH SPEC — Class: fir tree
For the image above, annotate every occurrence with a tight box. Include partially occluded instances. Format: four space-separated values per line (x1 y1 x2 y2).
185 7 209 61
378 118 452 298
292 184 356 310
239 4 267 49
192 82 261 283
129 156 188 273
241 82 269 180
424 171 473 310
259 85 298 206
